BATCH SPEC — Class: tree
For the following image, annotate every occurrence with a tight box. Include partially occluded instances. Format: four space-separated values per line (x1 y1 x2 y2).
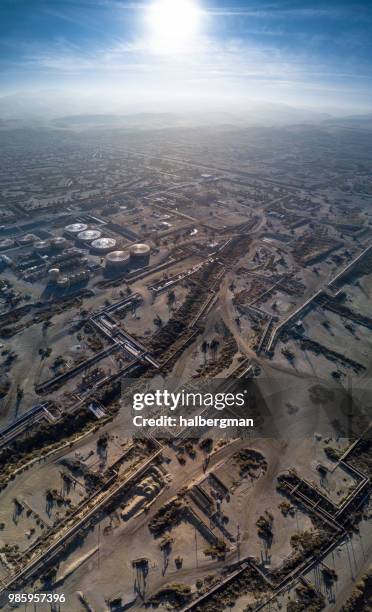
210 338 220 361
282 347 295 362
201 340 209 364
167 289 176 310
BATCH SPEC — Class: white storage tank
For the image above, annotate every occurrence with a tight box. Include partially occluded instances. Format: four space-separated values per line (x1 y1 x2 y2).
69 271 90 284
64 223 88 236
0 238 15 250
129 243 150 267
57 276 69 288
50 236 68 251
77 229 102 243
91 237 117 254
47 268 60 282
34 240 50 253
19 233 38 245
0 255 13 266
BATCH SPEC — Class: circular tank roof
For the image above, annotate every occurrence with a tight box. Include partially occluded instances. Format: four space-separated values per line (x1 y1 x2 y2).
34 240 49 250
0 238 14 249
105 250 129 263
65 223 88 234
77 229 102 242
129 243 151 256
51 236 67 244
19 233 37 244
91 237 117 251
48 268 60 279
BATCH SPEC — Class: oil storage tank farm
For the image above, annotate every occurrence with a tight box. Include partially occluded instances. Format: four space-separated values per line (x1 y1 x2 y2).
91 237 117 254
129 243 151 267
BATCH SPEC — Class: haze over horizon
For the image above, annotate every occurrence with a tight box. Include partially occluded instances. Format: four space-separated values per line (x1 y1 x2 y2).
1 0 372 120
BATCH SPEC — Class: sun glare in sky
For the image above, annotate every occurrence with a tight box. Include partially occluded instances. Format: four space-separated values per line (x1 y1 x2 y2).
146 0 203 54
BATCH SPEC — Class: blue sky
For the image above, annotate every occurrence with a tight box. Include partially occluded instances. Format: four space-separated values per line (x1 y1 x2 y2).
1 0 372 115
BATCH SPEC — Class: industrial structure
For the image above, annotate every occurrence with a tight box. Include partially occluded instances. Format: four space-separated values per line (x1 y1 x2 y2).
0 238 14 250
105 250 129 272
64 222 88 236
18 233 38 245
50 236 68 251
129 242 151 267
77 229 102 243
33 240 49 253
0 118 371 612
91 237 117 253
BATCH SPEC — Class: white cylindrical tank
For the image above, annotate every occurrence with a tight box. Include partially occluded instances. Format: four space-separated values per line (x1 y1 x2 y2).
48 268 60 282
18 233 37 245
50 236 68 251
34 240 50 253
91 237 117 253
0 238 15 250
77 229 102 243
0 255 13 266
57 276 69 288
129 243 150 266
105 250 129 272
69 271 90 284
64 223 88 236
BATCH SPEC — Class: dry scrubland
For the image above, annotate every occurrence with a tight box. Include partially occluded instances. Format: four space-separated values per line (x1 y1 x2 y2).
0 123 371 610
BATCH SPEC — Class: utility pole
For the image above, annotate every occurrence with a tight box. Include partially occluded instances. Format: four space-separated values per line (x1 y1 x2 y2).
97 523 101 570
194 527 198 568
347 374 353 441
237 524 241 563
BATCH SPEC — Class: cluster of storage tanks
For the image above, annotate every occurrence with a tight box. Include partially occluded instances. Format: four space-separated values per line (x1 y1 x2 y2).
47 267 90 288
64 224 117 254
33 237 69 253
1 222 152 281
64 223 151 272
0 233 70 252
104 243 151 273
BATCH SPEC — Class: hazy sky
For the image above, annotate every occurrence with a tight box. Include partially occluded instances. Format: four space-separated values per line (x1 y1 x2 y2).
1 0 372 116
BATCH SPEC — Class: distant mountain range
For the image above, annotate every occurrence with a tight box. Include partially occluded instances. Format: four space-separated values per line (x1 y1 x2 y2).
0 91 371 130
323 113 372 128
